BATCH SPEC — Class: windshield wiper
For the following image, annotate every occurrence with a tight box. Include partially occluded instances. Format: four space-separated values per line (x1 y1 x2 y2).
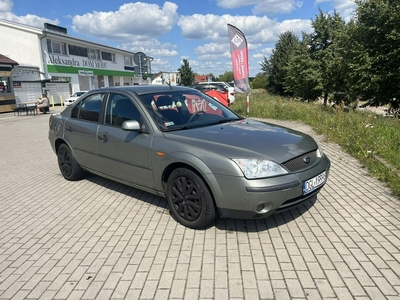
164 125 195 131
208 117 243 126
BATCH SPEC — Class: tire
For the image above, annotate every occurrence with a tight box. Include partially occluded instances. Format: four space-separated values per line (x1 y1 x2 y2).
57 143 84 181
166 168 216 229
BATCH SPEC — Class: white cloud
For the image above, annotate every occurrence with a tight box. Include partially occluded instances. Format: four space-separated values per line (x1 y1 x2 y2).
118 39 178 58
0 0 12 12
216 0 303 15
150 58 175 73
193 43 227 55
178 13 313 76
0 0 58 28
278 19 313 34
71 2 178 41
315 0 357 20
254 47 274 58
0 12 59 28
178 14 311 45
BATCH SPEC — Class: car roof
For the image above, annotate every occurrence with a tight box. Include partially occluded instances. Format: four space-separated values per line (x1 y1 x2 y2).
193 83 225 87
87 85 195 96
191 84 226 89
198 82 227 85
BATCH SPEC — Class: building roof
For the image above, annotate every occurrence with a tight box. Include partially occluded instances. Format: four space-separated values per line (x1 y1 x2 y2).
194 74 208 83
0 54 18 66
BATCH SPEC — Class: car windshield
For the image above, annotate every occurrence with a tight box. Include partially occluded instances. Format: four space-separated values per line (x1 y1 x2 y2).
72 92 86 97
138 90 242 131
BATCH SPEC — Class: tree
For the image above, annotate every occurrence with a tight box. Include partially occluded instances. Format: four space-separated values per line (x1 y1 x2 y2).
217 71 234 82
332 20 367 105
250 73 268 90
177 59 195 86
260 31 300 96
285 41 323 101
350 0 400 106
302 9 347 105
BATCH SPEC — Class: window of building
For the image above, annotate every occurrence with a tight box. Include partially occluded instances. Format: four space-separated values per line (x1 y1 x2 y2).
101 51 115 62
68 44 88 57
88 48 100 60
47 39 67 55
124 56 133 66
0 76 11 93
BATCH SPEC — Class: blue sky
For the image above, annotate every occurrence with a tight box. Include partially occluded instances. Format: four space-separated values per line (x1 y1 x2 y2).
1 0 357 77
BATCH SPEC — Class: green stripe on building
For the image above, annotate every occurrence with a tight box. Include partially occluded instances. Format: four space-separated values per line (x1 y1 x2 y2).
46 65 141 77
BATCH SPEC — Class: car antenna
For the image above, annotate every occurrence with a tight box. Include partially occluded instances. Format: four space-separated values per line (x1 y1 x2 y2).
166 80 172 89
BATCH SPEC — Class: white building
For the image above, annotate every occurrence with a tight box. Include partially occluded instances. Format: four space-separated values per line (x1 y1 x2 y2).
0 19 153 107
151 71 180 86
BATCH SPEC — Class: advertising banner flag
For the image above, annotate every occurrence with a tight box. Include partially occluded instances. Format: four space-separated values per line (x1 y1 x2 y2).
227 24 250 94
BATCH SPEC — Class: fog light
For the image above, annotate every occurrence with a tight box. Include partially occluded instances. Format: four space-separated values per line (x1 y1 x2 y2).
255 204 265 212
254 202 273 214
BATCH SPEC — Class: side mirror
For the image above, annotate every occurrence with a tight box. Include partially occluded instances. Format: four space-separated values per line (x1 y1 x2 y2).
121 120 141 131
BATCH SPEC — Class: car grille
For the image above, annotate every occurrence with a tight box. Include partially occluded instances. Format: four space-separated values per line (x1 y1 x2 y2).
282 150 317 172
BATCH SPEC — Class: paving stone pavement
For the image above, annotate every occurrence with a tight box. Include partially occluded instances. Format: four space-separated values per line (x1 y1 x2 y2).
0 107 399 300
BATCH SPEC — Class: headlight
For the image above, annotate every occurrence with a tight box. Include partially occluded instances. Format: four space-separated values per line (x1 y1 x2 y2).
316 146 324 158
232 158 288 179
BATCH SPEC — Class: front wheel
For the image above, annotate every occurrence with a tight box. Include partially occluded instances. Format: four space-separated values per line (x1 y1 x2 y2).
57 144 84 181
166 168 216 229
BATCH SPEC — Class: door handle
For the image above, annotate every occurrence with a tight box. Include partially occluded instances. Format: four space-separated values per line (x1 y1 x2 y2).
66 126 72 133
98 134 108 143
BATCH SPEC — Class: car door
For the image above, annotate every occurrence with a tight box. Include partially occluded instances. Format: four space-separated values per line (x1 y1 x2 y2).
96 92 155 190
64 92 106 171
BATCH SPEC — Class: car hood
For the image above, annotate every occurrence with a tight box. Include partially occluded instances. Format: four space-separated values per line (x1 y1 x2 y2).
163 119 318 163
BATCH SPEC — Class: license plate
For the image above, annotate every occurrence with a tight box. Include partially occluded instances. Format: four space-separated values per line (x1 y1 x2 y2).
303 171 326 195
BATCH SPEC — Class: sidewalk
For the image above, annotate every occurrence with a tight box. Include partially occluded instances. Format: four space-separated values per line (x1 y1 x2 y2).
0 105 65 120
0 111 399 299
358 105 388 115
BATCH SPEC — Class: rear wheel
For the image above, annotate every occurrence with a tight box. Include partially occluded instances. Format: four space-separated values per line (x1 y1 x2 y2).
166 168 216 229
57 144 84 181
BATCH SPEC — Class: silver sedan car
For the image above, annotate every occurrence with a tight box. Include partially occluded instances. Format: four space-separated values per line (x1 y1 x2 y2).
49 85 330 229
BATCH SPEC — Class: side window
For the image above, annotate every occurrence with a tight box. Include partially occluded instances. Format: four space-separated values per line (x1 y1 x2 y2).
71 104 79 118
73 93 105 122
105 94 140 127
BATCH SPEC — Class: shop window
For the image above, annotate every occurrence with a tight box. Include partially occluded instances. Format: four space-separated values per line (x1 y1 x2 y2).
47 39 67 55
68 44 88 57
0 76 12 93
124 56 133 66
88 48 100 60
101 51 115 62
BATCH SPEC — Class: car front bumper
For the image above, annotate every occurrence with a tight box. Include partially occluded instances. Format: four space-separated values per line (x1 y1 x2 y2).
211 156 330 219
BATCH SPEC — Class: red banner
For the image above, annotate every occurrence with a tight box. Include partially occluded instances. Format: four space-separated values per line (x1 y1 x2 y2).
227 24 250 94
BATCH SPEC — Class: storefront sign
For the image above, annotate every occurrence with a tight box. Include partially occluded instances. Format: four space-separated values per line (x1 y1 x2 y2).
78 70 94 76
1 71 12 77
12 67 40 81
48 55 108 69
51 76 71 82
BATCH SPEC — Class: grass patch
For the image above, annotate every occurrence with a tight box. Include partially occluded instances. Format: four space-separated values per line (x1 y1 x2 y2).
231 89 400 198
